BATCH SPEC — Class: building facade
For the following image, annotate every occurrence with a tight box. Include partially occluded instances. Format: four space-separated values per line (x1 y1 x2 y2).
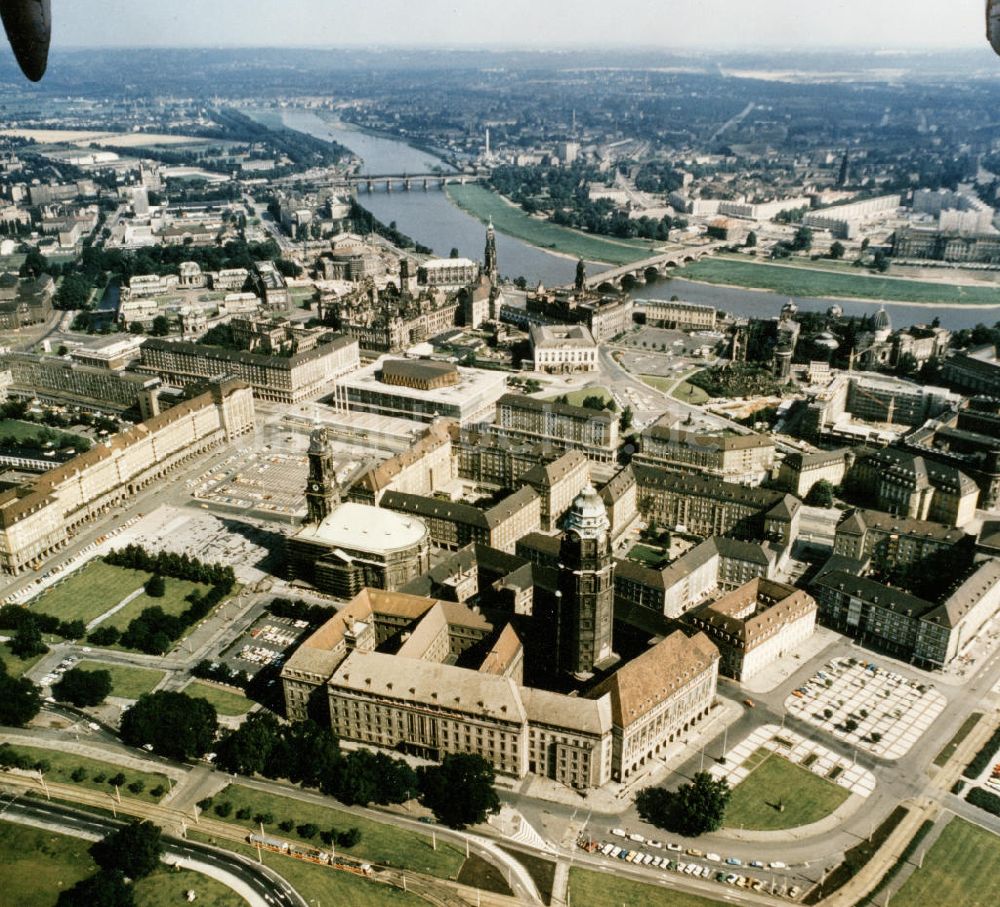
490 394 620 464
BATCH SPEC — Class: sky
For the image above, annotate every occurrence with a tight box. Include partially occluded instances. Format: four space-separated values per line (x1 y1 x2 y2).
54 0 987 50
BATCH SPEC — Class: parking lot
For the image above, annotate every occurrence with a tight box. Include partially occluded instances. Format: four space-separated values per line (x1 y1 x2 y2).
784 657 946 759
579 829 802 900
216 613 311 679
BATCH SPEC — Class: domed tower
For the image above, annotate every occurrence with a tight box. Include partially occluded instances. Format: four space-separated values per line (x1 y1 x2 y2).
306 426 339 524
484 219 499 288
556 484 617 678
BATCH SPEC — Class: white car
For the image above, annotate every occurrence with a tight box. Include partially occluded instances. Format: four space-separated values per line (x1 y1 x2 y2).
769 861 787 869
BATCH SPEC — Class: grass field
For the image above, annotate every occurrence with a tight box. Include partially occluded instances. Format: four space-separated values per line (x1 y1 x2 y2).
568 867 727 907
0 419 89 451
627 543 670 569
0 743 171 804
447 183 656 266
190 834 426 906
186 680 251 716
678 257 1000 305
0 821 245 907
892 818 1000 907
544 385 615 407
724 748 850 831
934 713 984 768
216 785 465 879
76 660 166 699
671 381 711 405
0 640 48 678
31 560 214 633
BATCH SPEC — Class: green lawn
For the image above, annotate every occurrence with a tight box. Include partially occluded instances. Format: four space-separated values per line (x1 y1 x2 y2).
0 743 171 804
0 821 245 907
724 748 850 831
215 784 465 879
0 639 48 678
671 380 711 406
569 867 727 907
447 183 656 266
544 385 615 408
30 559 216 635
892 818 1000 907
29 560 149 625
185 680 251 716
0 419 90 452
190 834 426 907
627 543 669 569
76 660 166 699
678 257 1000 305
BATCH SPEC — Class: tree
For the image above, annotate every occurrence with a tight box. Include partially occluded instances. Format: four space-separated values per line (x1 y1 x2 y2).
56 871 136 907
0 671 41 727
895 352 919 377
144 574 165 598
805 480 836 509
215 711 283 776
636 772 731 837
91 820 163 880
449 247 460 259
419 754 500 829
829 241 846 260
791 226 814 252
120 691 217 760
55 275 94 310
53 667 113 708
620 406 634 432
873 250 890 273
671 772 731 836
10 616 47 660
149 315 170 337
745 231 757 248
575 259 586 291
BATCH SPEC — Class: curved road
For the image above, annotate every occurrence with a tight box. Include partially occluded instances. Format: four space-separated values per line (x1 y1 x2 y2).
0 794 306 907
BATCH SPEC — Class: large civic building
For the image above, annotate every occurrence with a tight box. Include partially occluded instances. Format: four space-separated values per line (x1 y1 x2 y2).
0 380 255 574
334 357 507 427
489 394 620 464
636 417 775 487
139 332 360 404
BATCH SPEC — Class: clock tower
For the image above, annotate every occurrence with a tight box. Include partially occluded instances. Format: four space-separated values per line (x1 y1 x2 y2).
306 426 339 524
556 484 617 679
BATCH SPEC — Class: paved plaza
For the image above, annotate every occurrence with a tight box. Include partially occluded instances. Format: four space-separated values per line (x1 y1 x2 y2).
709 724 876 799
113 506 275 583
784 657 946 759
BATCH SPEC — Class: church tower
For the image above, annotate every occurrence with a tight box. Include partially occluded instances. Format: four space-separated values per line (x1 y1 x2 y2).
484 219 499 287
556 484 617 678
306 426 339 524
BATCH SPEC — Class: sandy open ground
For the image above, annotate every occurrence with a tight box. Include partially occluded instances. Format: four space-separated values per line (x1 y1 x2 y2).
0 128 210 147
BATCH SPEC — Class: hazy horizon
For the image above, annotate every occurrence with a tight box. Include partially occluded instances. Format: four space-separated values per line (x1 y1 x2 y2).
52 1 987 50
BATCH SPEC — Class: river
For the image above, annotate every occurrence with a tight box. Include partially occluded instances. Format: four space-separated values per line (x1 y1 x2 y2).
267 108 1000 331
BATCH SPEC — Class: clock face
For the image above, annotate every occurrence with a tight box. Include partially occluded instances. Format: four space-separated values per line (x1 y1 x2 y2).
311 484 320 492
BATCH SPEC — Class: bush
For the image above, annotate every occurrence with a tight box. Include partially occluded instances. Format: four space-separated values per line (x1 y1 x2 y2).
87 626 121 647
127 780 145 794
963 728 1000 780
967 786 1000 817
213 801 233 818
236 807 252 820
145 574 166 598
109 772 126 788
297 823 318 839
278 819 295 832
253 812 274 826
70 767 88 782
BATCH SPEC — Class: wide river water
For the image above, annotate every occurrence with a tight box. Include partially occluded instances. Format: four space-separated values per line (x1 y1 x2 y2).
272 108 1000 330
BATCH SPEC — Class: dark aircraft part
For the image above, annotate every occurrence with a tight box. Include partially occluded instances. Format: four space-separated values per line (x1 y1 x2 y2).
991 1 1000 56
1 0 50 82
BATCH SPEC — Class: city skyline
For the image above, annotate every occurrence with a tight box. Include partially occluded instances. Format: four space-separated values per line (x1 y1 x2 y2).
52 0 988 50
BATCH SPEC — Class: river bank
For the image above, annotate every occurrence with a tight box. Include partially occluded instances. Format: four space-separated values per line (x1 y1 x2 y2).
447 182 658 267
677 257 1000 306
